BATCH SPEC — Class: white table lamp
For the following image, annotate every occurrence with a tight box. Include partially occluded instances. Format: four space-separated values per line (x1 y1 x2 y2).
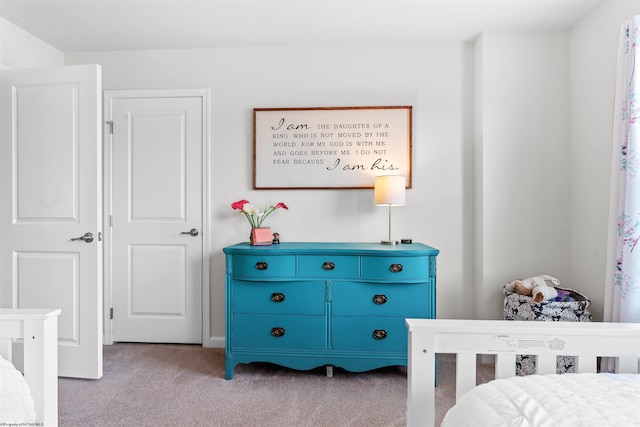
374 175 406 245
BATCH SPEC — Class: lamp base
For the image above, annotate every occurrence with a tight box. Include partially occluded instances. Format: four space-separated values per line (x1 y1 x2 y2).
380 240 400 245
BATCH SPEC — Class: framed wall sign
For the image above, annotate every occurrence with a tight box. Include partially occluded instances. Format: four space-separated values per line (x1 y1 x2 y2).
253 106 412 189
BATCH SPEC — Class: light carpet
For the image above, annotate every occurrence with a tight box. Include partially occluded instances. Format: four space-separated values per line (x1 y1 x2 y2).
59 343 494 427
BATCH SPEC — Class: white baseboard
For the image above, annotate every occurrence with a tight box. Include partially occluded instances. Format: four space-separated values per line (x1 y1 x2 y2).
104 335 225 348
204 336 225 348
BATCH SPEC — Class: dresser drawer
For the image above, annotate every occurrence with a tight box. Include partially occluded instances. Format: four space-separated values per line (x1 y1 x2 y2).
331 282 429 317
232 280 325 315
231 255 296 279
223 242 438 379
332 316 407 353
232 314 326 350
361 255 430 281
298 255 360 279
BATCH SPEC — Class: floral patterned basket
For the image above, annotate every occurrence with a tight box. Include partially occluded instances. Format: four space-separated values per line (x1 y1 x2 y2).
503 285 592 375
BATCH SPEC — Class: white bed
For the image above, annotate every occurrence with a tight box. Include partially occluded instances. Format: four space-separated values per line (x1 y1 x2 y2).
0 308 61 426
406 318 640 427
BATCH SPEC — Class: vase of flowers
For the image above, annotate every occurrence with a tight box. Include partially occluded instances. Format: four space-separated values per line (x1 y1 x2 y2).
231 199 288 245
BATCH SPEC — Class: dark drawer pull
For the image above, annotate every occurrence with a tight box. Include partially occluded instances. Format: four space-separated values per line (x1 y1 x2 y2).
373 294 388 305
322 261 335 271
271 292 285 303
372 329 387 340
389 263 403 273
255 261 268 270
271 327 285 337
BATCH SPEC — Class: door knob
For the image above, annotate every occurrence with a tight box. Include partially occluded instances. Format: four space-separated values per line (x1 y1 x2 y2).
71 232 94 243
181 228 199 237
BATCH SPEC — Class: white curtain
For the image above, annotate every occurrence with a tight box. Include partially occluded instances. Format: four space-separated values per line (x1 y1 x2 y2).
604 16 640 330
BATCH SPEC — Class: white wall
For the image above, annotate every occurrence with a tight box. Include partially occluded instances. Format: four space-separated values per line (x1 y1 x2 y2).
569 1 640 321
6 1 640 344
471 0 640 322
65 44 471 343
0 17 63 68
474 30 572 320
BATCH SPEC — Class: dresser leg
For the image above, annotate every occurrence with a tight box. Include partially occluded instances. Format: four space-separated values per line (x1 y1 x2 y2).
225 355 234 380
326 365 333 377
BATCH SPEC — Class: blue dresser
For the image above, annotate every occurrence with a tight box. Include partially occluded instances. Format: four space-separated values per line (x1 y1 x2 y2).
223 242 439 379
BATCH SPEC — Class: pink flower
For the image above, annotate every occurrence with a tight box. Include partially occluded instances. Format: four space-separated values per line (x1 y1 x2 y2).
231 199 288 228
231 199 250 211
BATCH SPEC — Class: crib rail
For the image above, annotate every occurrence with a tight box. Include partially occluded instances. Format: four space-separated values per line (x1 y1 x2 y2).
0 308 61 427
405 318 640 427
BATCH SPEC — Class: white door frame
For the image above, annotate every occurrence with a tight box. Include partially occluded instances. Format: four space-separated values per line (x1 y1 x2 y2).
102 88 211 346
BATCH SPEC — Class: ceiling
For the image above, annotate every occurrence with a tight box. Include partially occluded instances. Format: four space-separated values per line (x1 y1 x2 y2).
0 0 605 52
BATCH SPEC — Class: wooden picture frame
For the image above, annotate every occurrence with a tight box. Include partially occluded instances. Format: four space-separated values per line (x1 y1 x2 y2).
253 106 412 189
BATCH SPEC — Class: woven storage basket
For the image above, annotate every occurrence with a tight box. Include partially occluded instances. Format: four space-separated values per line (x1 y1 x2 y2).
503 285 592 375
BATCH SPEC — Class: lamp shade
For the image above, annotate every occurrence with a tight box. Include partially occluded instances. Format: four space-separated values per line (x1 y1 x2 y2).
374 175 406 206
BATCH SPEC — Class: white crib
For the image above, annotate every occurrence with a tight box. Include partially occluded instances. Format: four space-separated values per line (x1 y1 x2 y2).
0 308 61 426
406 318 640 427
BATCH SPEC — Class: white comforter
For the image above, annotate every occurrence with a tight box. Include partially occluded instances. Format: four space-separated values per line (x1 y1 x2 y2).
0 354 35 423
442 373 640 427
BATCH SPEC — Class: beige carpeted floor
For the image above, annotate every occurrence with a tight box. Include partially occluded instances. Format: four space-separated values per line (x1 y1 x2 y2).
58 343 494 427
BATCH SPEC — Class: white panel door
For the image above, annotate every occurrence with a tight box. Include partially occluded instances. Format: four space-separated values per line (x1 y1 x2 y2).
107 91 204 343
0 65 103 379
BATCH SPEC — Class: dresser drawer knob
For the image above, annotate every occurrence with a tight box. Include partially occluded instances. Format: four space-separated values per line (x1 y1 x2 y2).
373 294 388 305
372 329 388 340
389 263 403 273
271 292 285 303
322 261 335 271
271 327 286 337
255 261 268 270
